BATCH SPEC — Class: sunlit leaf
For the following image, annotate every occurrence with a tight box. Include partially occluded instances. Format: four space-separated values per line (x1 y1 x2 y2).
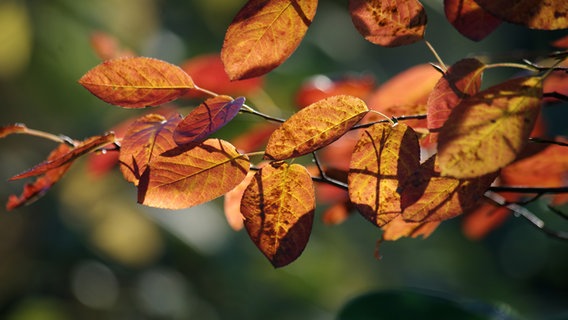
349 0 427 47
174 96 245 146
221 0 318 80
295 74 375 108
444 0 502 41
348 123 420 227
401 155 498 222
438 76 543 179
381 216 440 241
474 0 568 30
10 133 116 180
265 95 368 160
139 139 250 209
223 169 258 231
79 57 195 108
0 123 27 138
241 162 315 267
427 58 485 143
6 144 73 211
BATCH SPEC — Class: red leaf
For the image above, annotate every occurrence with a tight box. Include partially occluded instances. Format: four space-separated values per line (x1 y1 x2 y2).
321 201 353 225
295 74 375 109
89 31 135 60
7 144 73 211
0 123 27 138
462 195 516 240
444 0 502 41
79 57 194 108
474 0 568 30
349 0 427 47
173 96 245 146
230 122 280 154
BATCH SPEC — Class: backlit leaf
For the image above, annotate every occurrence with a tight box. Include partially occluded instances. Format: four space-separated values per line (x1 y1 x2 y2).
438 76 543 179
173 96 245 146
295 74 375 108
139 139 250 209
349 0 427 47
474 0 568 30
427 58 485 143
348 123 420 227
401 155 498 222
223 170 257 231
10 133 116 180
6 144 72 211
0 123 27 138
444 0 502 41
241 162 315 267
381 216 440 241
265 95 368 160
79 57 194 108
221 0 318 80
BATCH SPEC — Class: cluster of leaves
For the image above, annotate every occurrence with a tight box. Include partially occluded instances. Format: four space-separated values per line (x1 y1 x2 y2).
3 0 568 267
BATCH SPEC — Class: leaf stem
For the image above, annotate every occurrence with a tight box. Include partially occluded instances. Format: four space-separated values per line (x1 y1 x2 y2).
240 104 286 123
369 110 396 126
22 127 76 146
193 85 219 97
352 114 426 130
484 62 539 73
424 40 447 72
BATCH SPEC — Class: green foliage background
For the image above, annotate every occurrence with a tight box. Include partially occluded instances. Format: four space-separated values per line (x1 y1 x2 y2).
0 0 567 319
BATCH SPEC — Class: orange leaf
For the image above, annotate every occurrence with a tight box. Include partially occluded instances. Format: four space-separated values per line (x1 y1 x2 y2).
221 0 318 80
295 74 375 109
7 144 73 211
138 138 250 209
265 95 368 160
321 201 353 225
224 170 258 231
349 0 427 47
552 34 568 48
241 162 315 267
89 31 135 60
79 57 194 108
427 58 485 143
381 215 440 241
0 123 27 138
348 123 420 227
462 196 515 240
543 59 568 103
474 0 568 30
230 122 280 153
401 155 498 222
444 0 502 41
181 54 263 98
10 133 116 180
173 96 245 146
438 76 543 179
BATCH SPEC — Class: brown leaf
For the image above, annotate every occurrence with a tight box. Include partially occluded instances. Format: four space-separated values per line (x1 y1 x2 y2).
444 0 502 41
349 0 427 47
7 144 73 210
79 57 194 108
401 155 498 222
241 162 315 267
381 215 440 241
221 0 318 80
474 0 568 30
348 123 420 227
438 76 543 179
265 95 368 160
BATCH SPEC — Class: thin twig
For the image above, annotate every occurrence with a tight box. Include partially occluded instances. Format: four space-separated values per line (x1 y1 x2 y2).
543 91 568 101
547 205 568 220
352 114 427 130
529 137 568 147
488 186 568 194
240 104 286 123
311 152 348 190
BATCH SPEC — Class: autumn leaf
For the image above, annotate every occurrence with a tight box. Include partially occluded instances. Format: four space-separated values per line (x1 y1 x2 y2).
138 139 250 210
438 76 543 179
221 0 318 80
10 133 116 180
295 74 375 108
381 215 440 241
89 31 135 60
79 57 194 108
0 123 27 138
474 0 568 30
427 58 485 143
265 95 368 160
224 170 258 231
241 162 315 267
173 96 245 146
6 144 73 211
400 155 498 222
444 0 502 41
461 195 515 240
321 202 353 225
348 123 420 227
230 122 280 154
349 0 427 47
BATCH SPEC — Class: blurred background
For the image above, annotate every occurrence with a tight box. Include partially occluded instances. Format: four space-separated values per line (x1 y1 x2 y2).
1 0 567 319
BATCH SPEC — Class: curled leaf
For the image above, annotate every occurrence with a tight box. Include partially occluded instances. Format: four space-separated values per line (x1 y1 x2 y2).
79 57 194 108
241 162 315 268
265 95 368 160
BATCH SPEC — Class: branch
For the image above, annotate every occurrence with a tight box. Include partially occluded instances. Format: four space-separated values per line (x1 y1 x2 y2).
543 91 568 101
311 152 348 190
240 104 286 123
352 114 427 130
488 186 568 194
529 137 568 147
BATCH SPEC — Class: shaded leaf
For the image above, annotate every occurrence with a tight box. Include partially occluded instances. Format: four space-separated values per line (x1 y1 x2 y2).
427 58 485 143
174 96 245 146
348 123 420 227
224 169 258 231
438 76 543 179
444 0 502 41
381 216 440 241
0 123 27 138
181 54 263 98
474 0 568 30
89 31 135 60
349 0 427 47
462 194 516 240
552 34 568 48
7 144 73 211
543 59 568 103
401 155 498 222
10 133 116 180
230 122 280 154
221 0 318 80
79 57 194 108
139 139 250 209
265 95 368 160
241 162 315 267
295 74 375 109
321 201 353 225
